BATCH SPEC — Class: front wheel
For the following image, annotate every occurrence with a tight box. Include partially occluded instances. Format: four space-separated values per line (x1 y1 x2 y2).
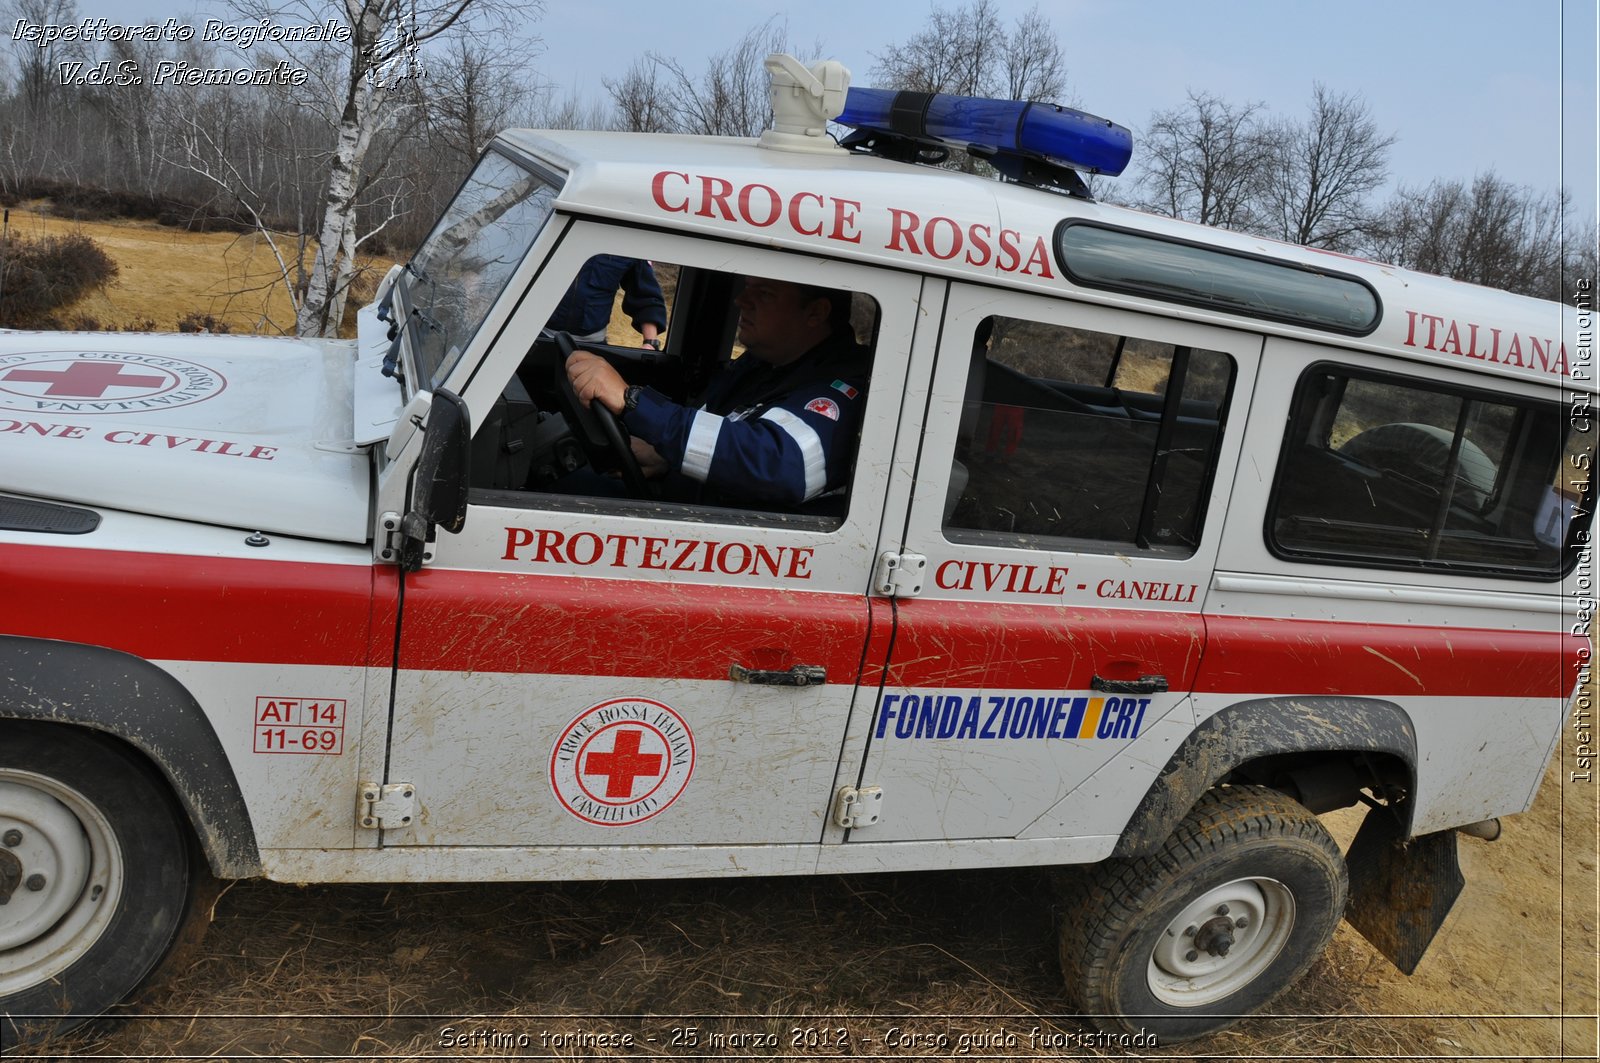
0 722 201 1047
1059 785 1348 1042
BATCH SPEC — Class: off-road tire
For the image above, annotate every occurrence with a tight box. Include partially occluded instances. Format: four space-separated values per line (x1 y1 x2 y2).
1059 784 1347 1043
0 722 205 1048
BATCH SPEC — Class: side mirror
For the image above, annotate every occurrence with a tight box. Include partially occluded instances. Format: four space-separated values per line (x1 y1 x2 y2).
400 389 470 572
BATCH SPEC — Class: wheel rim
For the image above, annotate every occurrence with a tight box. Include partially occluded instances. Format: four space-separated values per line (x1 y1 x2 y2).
1146 876 1295 1007
0 772 124 994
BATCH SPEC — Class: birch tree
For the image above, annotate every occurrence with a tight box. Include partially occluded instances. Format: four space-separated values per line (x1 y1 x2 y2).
228 0 538 338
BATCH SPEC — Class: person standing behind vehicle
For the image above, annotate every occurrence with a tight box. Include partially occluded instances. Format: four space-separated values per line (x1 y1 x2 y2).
543 255 667 348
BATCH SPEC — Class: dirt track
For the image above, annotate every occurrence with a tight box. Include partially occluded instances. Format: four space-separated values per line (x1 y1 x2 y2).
18 746 1594 1062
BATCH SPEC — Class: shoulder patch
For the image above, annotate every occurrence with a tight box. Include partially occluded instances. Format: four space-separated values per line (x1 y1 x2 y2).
830 379 859 399
805 397 841 421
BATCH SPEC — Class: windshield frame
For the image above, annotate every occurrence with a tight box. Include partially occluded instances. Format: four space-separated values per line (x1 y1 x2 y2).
394 146 563 395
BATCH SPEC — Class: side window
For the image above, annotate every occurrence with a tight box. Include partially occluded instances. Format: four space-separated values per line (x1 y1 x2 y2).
470 255 880 527
1268 365 1583 580
945 315 1235 555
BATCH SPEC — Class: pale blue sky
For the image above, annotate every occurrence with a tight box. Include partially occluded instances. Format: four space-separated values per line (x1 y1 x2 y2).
536 0 1598 221
40 0 1600 221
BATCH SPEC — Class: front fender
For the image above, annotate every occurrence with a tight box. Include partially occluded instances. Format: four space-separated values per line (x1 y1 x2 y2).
0 635 260 878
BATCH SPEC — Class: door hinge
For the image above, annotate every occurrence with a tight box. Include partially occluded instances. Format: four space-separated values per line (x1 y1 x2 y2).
872 552 927 597
833 785 884 829
358 782 416 830
377 511 434 567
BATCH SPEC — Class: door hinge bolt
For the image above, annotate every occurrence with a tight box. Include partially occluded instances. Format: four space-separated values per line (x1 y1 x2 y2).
358 782 417 831
833 785 884 829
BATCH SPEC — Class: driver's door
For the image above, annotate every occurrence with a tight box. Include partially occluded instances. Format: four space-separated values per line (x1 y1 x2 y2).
382 229 929 855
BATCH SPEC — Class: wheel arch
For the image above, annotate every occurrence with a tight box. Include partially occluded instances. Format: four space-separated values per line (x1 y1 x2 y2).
0 635 260 878
1110 696 1416 859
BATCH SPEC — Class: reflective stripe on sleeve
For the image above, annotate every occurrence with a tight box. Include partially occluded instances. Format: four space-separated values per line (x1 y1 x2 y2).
761 407 826 500
682 410 724 482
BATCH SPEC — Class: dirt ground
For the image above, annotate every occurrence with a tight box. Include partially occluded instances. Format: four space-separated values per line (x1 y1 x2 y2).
14 745 1594 1062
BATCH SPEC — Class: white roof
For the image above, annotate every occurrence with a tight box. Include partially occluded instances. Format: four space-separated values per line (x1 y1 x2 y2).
499 129 1589 394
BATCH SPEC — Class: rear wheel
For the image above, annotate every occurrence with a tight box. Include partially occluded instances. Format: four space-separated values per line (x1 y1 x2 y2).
1060 785 1347 1042
0 723 202 1047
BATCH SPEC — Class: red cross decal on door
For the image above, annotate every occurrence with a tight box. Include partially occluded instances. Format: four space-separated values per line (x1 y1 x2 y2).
582 728 663 799
2 362 167 397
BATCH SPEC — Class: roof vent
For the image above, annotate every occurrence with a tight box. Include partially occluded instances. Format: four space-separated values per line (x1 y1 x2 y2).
759 54 850 156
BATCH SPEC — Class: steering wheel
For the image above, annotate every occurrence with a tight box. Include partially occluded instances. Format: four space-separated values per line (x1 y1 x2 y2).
552 331 650 497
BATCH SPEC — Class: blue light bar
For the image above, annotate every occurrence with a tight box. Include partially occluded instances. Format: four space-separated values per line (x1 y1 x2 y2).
837 88 1133 176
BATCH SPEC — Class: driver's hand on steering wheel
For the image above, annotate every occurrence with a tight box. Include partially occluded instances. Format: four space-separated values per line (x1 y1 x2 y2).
566 350 627 415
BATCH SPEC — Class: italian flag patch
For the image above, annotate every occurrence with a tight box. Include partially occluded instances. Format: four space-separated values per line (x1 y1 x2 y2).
830 379 859 399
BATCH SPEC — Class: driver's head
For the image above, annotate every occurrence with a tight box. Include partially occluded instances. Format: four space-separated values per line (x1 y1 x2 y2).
735 277 850 367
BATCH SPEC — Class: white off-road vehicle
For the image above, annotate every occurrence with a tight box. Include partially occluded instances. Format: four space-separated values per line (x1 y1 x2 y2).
0 57 1589 1044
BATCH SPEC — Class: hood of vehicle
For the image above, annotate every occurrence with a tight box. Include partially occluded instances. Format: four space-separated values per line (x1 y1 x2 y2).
0 332 372 543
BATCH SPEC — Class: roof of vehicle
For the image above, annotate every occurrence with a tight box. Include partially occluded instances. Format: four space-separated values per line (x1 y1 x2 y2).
498 128 1589 394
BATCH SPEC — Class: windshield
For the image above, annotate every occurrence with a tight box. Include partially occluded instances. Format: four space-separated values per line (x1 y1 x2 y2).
403 150 559 389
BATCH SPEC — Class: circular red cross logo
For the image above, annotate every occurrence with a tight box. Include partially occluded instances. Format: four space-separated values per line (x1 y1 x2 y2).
0 352 225 414
549 697 695 826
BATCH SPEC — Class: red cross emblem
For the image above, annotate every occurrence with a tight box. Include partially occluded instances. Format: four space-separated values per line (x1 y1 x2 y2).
582 728 663 799
2 361 169 398
550 698 695 826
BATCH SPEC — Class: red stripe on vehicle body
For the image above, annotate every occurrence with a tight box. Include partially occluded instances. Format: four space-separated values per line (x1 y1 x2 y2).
4 544 1579 700
1197 614 1580 700
1 543 385 666
886 598 1206 690
397 566 872 680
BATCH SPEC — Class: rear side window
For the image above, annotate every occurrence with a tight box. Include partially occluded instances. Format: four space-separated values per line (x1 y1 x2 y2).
944 315 1235 555
1268 365 1585 580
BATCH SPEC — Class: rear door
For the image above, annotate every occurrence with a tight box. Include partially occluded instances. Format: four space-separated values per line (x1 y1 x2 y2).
850 284 1261 844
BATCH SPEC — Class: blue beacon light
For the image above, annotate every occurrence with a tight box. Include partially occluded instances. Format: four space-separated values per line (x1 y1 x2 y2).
836 88 1133 178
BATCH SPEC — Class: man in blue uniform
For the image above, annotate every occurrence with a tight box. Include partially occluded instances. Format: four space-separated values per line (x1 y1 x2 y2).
566 276 868 509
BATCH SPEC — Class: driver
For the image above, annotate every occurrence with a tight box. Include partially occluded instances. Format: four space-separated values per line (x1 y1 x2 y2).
565 276 869 509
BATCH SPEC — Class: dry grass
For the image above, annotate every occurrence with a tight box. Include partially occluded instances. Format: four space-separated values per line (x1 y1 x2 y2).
0 204 392 336
15 862 1451 1062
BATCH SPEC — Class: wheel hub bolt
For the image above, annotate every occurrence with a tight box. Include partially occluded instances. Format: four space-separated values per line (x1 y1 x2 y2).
1185 949 1199 962
1183 925 1196 937
1216 903 1230 916
1 830 21 847
1235 917 1248 928
25 873 45 892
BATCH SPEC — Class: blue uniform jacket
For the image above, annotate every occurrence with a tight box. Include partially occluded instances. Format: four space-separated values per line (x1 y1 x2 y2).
547 256 668 339
624 333 870 508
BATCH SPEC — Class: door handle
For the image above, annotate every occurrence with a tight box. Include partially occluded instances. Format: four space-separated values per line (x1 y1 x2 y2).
729 663 827 687
1091 673 1169 694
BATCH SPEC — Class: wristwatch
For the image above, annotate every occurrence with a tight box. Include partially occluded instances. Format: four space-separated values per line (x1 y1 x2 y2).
643 337 662 350
623 384 644 412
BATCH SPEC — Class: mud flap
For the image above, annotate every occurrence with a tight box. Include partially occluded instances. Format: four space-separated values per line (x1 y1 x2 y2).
1343 805 1464 974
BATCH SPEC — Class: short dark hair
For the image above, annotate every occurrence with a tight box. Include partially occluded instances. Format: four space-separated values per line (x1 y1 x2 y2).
797 284 853 334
